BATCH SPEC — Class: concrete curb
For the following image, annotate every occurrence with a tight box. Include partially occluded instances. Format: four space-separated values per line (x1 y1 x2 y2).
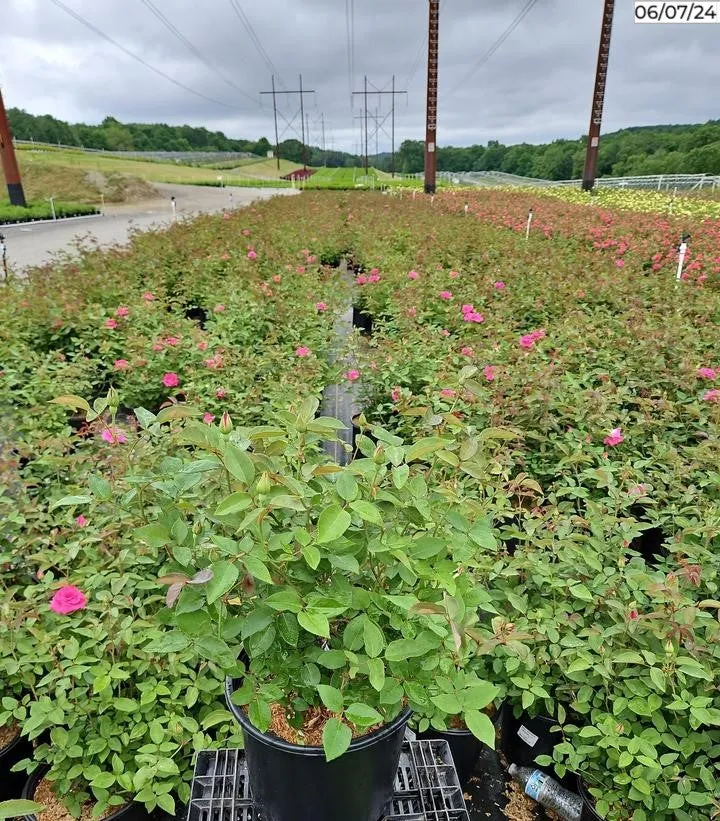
1 213 104 230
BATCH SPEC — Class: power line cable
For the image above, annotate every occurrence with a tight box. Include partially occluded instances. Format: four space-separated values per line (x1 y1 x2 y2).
446 0 539 99
228 0 285 87
48 0 250 111
138 0 258 104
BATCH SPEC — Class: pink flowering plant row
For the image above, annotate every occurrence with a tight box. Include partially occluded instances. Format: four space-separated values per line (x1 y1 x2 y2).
1 191 720 820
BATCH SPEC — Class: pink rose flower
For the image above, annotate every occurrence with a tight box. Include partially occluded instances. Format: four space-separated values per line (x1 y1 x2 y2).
114 359 130 370
273 275 282 283
101 426 128 445
494 281 506 290
214 304 226 313
295 346 311 358
216 388 228 399
104 318 118 330
197 341 209 351
356 275 368 285
407 271 419 280
205 354 223 369
461 304 475 315
461 346 474 358
439 291 453 300
152 342 164 352
315 302 328 312
406 307 417 318
115 306 129 317
75 515 88 528
203 413 215 425
603 428 624 447
345 370 360 382
449 271 459 279
464 312 484 323
483 365 496 381
703 389 720 403
50 585 87 615
391 386 401 402
247 250 258 260
629 484 647 496
165 337 180 346
440 389 456 398
368 274 380 283
441 329 450 337
142 292 155 302
297 266 306 273
616 259 624 268
242 229 250 236
162 372 180 388
697 367 717 380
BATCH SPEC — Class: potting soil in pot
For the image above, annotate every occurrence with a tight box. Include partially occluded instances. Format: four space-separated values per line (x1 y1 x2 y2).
0 724 19 749
31 778 116 821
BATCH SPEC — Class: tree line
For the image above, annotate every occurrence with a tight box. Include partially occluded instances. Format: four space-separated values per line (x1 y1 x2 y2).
390 120 720 179
8 107 720 179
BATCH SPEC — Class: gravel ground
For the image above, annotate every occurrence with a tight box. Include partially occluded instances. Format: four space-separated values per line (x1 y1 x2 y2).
1 183 298 272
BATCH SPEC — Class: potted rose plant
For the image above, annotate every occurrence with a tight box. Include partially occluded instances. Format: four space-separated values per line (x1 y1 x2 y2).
107 394 502 821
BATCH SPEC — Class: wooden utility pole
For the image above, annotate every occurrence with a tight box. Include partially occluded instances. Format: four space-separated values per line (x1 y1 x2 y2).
582 0 615 191
260 74 315 171
424 0 440 194
260 75 281 170
0 87 26 207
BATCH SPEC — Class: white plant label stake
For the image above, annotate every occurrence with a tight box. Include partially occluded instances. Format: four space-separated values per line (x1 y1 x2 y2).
525 207 534 240
676 234 689 282
171 196 177 221
464 204 469 216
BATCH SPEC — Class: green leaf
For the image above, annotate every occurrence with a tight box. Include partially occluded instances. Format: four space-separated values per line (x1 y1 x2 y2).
322 718 352 762
464 710 496 748
350 501 383 525
345 703 383 727
649 667 666 693
367 658 385 692
385 637 436 661
91 773 115 789
205 561 239 604
215 493 252 517
316 505 352 544
115 698 138 713
405 437 447 462
223 445 255 484
49 495 93 510
144 632 190 654
392 465 409 490
50 395 90 412
363 619 385 658
336 472 358 502
0 800 45 820
243 555 273 584
431 694 462 715
264 591 302 613
156 795 175 815
298 610 330 638
317 685 344 713
248 700 272 733
301 544 321 569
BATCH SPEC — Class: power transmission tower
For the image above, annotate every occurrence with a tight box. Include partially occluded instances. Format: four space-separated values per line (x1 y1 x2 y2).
260 74 315 170
352 75 407 176
582 0 615 191
0 87 26 207
424 0 440 194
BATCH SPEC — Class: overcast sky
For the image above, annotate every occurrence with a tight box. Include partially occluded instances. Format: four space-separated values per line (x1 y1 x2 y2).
2 0 719 152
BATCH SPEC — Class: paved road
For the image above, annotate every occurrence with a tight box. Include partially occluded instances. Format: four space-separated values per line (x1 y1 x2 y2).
2 183 298 272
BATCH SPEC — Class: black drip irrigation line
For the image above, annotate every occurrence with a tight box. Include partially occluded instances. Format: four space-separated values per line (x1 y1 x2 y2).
320 258 360 465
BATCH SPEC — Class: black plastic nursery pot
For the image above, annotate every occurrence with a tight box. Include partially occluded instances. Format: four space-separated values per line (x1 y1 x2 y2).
501 710 568 780
225 678 411 821
352 304 373 335
0 732 33 801
578 777 604 821
417 727 482 787
418 706 506 787
21 766 148 821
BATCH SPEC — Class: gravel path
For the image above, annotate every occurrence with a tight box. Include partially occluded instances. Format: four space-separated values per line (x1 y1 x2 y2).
1 183 298 272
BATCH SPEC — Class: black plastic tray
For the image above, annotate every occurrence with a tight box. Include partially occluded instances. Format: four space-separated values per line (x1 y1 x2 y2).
187 739 470 821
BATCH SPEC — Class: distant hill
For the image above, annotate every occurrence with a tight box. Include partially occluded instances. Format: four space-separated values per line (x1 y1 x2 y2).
394 120 720 179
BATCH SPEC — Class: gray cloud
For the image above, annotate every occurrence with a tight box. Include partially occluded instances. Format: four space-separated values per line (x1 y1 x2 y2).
2 0 719 152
